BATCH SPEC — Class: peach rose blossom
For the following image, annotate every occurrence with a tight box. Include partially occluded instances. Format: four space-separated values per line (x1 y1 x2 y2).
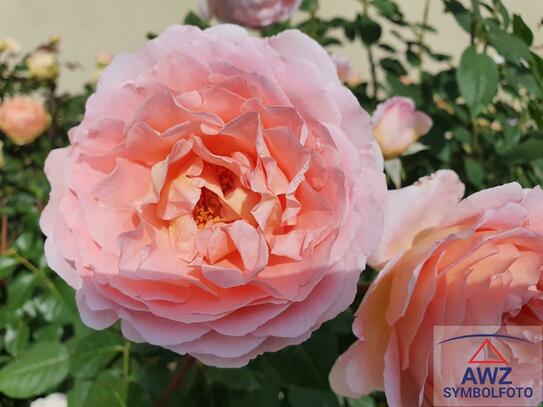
372 97 432 159
41 25 386 367
330 53 361 87
0 96 51 145
330 170 543 406
199 0 302 28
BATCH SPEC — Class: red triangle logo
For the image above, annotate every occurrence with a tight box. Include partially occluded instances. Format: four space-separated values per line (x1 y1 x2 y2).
468 338 507 364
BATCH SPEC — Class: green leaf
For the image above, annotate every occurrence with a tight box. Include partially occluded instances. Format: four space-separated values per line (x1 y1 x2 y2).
348 396 377 407
287 386 339 407
83 371 127 407
7 272 37 311
0 256 17 279
406 49 421 67
69 331 124 379
444 0 471 32
127 382 152 407
301 0 319 13
13 232 35 257
357 15 382 46
464 156 485 187
4 322 29 357
33 325 63 342
456 47 498 116
183 11 209 30
226 388 282 407
208 367 259 391
254 323 340 390
33 293 73 324
488 28 531 66
492 0 510 27
0 342 69 398
68 379 92 407
502 139 543 163
372 0 404 24
512 14 533 46
380 58 407 76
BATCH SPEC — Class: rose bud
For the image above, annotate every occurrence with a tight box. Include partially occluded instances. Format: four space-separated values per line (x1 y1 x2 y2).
372 96 432 159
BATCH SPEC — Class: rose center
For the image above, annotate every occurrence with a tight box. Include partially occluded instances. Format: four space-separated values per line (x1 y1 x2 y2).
192 188 224 229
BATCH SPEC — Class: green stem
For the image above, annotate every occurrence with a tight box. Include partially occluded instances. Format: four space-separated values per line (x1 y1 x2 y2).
122 343 131 385
12 250 62 299
417 0 431 81
367 47 378 98
470 0 480 46
471 117 480 154
360 0 378 98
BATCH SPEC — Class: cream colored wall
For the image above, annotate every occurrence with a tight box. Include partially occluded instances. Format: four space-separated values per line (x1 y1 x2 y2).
0 0 541 92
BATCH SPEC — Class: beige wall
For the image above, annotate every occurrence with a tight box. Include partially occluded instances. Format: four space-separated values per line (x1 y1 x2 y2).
1 0 541 92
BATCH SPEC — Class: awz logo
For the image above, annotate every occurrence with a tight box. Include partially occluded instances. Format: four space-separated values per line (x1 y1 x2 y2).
433 327 542 407
460 338 512 387
461 367 512 386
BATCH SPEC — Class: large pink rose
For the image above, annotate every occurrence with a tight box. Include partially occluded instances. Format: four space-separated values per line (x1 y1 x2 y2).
0 96 50 145
40 25 386 367
372 96 432 159
199 0 302 28
330 170 543 405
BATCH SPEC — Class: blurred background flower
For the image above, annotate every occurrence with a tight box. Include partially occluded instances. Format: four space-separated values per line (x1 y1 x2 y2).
26 50 59 81
198 0 302 27
0 37 20 56
0 96 50 145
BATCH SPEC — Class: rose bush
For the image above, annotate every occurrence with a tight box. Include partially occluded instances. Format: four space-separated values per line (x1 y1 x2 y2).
330 170 543 405
40 24 386 367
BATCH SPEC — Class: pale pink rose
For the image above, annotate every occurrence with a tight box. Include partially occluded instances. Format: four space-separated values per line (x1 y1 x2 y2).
330 53 361 87
330 170 543 406
41 25 386 367
0 96 51 145
199 0 302 28
372 96 432 159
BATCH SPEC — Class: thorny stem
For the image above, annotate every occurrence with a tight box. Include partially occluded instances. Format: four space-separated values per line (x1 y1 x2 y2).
154 356 196 407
